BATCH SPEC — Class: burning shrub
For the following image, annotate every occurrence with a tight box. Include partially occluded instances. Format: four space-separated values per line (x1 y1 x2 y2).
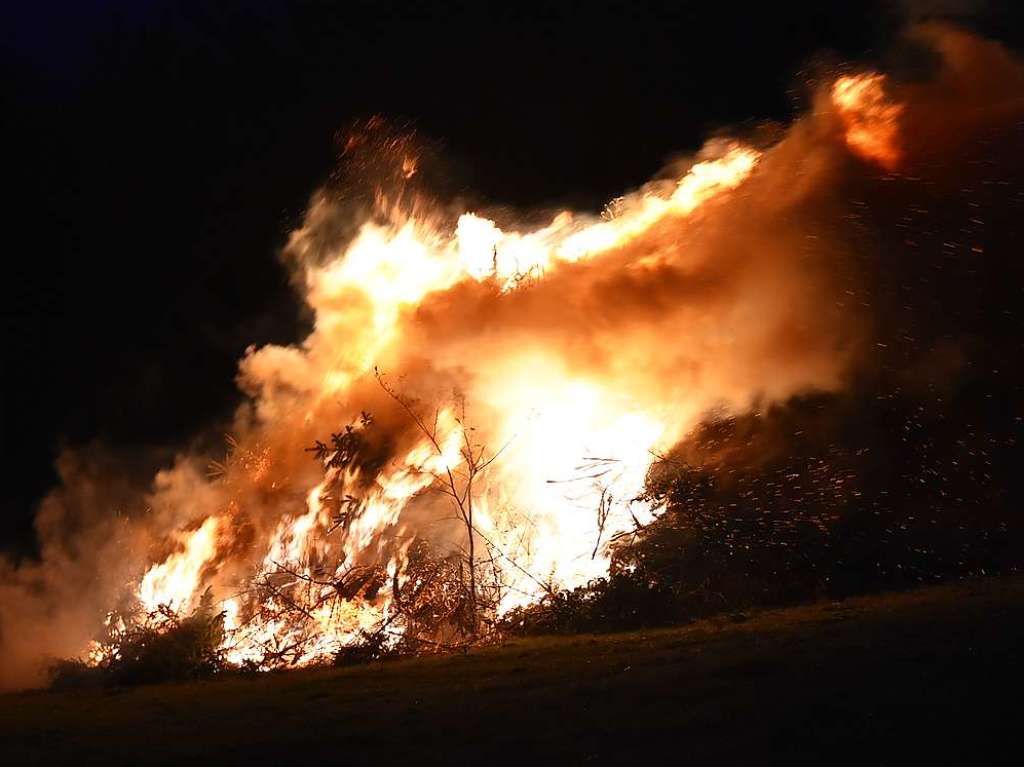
388 539 480 648
108 593 227 686
332 538 493 666
51 590 227 689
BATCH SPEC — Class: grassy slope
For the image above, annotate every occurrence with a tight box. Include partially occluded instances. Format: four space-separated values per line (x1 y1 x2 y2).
3 576 1023 766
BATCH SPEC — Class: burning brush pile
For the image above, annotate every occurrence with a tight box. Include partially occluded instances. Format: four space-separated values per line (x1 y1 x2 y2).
3 24 1024 689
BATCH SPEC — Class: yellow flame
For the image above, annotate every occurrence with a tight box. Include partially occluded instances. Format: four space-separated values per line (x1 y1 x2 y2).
138 515 223 613
456 145 760 287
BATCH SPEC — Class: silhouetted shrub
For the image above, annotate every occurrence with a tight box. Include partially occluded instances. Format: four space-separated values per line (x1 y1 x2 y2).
48 658 104 690
501 571 690 636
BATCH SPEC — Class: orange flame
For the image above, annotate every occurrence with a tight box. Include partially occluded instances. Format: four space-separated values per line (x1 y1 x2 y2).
832 73 903 170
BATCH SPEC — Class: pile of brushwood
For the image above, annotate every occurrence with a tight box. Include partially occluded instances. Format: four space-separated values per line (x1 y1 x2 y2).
47 536 487 688
47 364 1023 683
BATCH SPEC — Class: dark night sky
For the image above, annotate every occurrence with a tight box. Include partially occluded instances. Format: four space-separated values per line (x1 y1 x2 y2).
2 1 1021 555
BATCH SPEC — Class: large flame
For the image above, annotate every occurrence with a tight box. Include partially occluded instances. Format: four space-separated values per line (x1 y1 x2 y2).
121 140 767 664
97 68 912 667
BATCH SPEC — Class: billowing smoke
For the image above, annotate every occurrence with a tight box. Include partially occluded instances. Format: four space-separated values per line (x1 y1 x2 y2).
2 23 1022 690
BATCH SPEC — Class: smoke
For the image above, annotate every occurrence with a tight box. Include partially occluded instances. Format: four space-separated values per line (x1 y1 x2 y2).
3 23 1023 690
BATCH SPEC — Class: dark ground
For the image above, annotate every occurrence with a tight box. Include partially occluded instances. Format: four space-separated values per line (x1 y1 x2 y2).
2 575 1022 765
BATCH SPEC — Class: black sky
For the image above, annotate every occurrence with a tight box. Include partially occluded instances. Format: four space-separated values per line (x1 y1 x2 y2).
2 1 1021 554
